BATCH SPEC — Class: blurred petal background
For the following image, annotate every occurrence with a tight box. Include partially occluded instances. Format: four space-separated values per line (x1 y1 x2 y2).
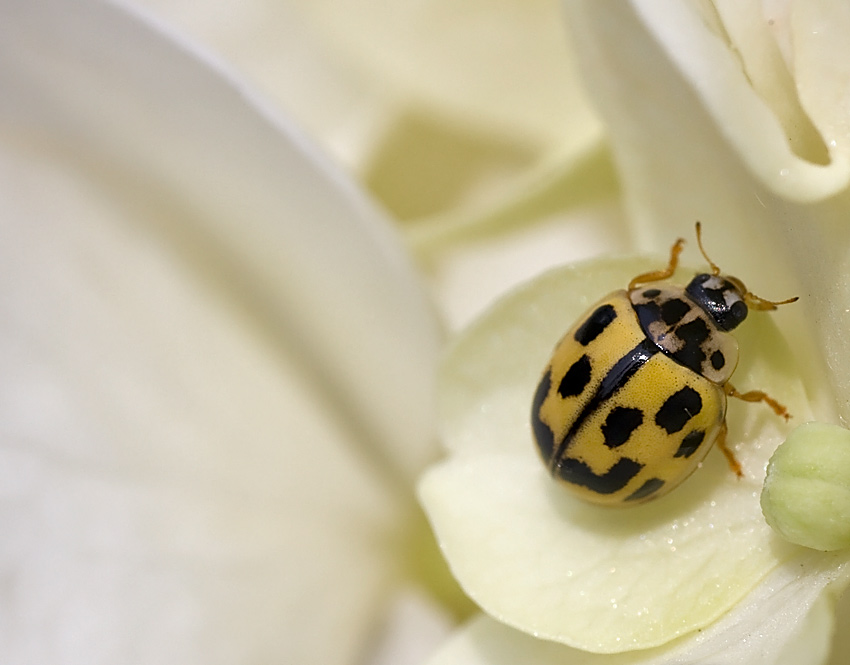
135 0 623 330
0 0 450 662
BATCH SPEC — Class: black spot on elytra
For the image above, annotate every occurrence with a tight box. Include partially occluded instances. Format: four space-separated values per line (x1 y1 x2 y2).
558 355 592 398
676 317 710 345
556 456 643 494
710 350 725 370
601 406 643 449
531 369 555 463
661 298 691 325
642 288 661 298
550 339 659 466
574 304 617 346
675 430 705 458
625 477 665 501
671 318 710 372
655 386 702 434
672 347 706 373
634 301 662 335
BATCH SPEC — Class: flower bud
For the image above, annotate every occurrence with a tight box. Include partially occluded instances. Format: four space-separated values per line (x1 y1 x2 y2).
761 422 850 551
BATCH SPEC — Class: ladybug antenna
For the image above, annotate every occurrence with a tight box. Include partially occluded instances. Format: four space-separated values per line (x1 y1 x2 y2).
742 288 799 311
695 221 799 311
695 221 721 276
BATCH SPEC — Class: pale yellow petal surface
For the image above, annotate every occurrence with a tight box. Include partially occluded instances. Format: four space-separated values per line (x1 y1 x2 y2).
137 0 598 149
420 257 816 651
627 0 849 200
135 0 605 226
1 0 441 486
426 552 846 665
0 1 440 662
700 0 850 175
784 1 850 163
712 0 830 168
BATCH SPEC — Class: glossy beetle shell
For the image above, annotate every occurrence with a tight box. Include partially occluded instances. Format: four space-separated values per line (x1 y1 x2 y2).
531 283 734 505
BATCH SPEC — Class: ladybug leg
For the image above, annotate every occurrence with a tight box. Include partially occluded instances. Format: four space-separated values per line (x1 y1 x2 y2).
628 237 686 290
715 420 743 477
724 382 791 421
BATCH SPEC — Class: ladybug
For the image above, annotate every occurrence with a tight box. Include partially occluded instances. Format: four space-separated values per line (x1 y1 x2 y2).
531 223 796 506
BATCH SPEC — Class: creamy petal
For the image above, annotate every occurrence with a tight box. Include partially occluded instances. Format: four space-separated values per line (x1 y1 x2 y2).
0 0 441 485
128 0 391 170
634 0 846 199
0 0 440 662
425 552 847 665
135 0 605 225
136 0 600 159
787 1 850 162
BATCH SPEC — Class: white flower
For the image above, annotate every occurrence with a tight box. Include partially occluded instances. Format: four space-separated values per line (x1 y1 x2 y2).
11 0 850 663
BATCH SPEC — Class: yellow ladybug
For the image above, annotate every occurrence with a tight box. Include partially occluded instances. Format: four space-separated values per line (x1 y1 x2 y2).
531 223 796 506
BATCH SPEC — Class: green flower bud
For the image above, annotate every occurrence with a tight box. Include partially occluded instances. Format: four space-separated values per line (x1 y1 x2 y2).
761 422 850 551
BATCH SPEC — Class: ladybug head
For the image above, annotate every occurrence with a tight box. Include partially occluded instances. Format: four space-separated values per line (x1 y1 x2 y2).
685 273 748 331
688 221 797 330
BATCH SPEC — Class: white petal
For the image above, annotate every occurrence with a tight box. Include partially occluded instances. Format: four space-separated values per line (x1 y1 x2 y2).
135 0 605 225
128 0 392 171
136 0 601 156
423 176 626 331
785 1 850 163
566 0 850 201
0 0 441 484
425 552 847 665
712 0 829 168
0 0 440 662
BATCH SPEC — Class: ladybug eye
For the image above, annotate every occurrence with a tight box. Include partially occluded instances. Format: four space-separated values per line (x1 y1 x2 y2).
726 300 749 330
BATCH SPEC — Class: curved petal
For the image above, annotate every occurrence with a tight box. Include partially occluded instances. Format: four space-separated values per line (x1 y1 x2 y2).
787 1 850 163
135 0 605 227
129 0 392 171
425 552 847 665
419 257 824 652
566 0 850 202
0 0 440 662
420 150 626 331
0 0 441 485
136 0 601 158
712 0 830 168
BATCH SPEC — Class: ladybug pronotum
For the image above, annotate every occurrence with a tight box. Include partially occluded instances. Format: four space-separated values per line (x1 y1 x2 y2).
531 223 796 506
